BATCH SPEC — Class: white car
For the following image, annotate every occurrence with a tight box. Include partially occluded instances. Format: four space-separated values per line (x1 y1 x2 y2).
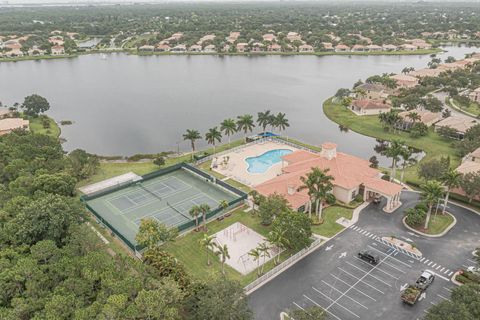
467 266 479 274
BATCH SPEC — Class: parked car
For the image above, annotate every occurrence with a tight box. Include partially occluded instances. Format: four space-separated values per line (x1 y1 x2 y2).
373 195 381 204
467 266 480 274
358 250 380 265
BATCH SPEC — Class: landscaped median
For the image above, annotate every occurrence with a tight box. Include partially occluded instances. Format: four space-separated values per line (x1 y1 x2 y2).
322 98 460 186
402 202 456 237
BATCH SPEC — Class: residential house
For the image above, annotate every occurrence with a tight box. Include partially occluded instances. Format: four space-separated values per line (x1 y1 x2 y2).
236 43 249 53
227 32 240 43
255 142 403 212
408 68 444 78
0 108 12 119
28 46 45 56
262 33 276 42
286 32 302 42
222 44 231 52
267 43 282 52
138 45 154 52
350 99 391 116
188 45 202 52
204 44 216 53
197 34 215 45
397 110 442 130
453 147 480 201
366 44 383 52
390 74 419 89
48 36 64 46
5 43 23 57
321 42 334 51
298 44 314 53
251 42 265 52
0 118 30 135
382 44 398 51
400 44 417 51
171 44 187 53
351 44 366 52
155 44 171 52
168 33 183 41
334 44 350 52
469 87 480 103
434 116 479 140
355 83 390 100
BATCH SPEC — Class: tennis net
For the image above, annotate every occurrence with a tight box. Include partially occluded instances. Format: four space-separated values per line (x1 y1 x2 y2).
167 201 191 220
138 184 163 201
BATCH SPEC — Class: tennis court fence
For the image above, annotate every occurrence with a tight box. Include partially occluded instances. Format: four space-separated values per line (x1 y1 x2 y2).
81 162 247 254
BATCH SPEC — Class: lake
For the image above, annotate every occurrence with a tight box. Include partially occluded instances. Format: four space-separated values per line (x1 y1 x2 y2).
0 45 476 165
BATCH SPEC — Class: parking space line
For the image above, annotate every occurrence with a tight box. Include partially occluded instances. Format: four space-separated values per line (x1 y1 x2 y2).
430 301 436 306
315 284 368 310
329 252 395 315
367 245 412 268
420 257 425 262
437 294 451 301
424 259 429 264
443 287 452 292
448 271 453 276
427 261 433 266
443 269 450 274
365 232 371 236
353 257 400 279
303 295 342 320
345 261 393 286
440 267 445 272
309 290 360 318
431 263 437 268
352 226 358 230
467 258 476 264
436 265 441 270
337 267 385 294
292 302 305 310
330 274 377 301
380 260 406 274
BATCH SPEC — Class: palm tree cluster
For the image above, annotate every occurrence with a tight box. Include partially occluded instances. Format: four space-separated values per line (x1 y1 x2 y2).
182 110 289 158
249 229 289 277
298 167 335 221
198 234 230 275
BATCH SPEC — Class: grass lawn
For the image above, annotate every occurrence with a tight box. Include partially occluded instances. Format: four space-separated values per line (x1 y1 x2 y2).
29 116 61 138
163 206 293 286
451 98 480 117
408 213 455 235
311 205 353 238
323 98 460 186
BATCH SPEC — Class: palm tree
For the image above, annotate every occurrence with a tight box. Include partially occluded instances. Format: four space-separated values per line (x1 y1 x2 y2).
298 173 315 219
407 111 421 123
199 203 211 231
215 243 230 275
384 139 405 181
236 114 255 142
248 248 261 276
298 167 334 220
198 234 216 266
266 230 288 265
441 169 462 214
399 147 417 182
421 180 444 230
273 112 289 136
205 127 222 154
257 110 272 133
219 200 229 217
189 205 201 230
183 129 201 159
257 242 271 274
220 118 237 145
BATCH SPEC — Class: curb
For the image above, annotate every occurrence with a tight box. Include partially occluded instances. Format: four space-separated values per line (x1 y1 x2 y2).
451 271 463 286
402 212 457 238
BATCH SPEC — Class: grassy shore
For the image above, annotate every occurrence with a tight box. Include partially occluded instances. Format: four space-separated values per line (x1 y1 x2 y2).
29 116 61 138
323 98 460 186
0 54 79 63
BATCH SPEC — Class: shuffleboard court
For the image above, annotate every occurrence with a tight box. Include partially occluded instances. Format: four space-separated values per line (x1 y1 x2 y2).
85 166 240 249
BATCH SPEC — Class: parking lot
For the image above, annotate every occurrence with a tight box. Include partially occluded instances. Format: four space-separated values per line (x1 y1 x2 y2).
248 192 480 320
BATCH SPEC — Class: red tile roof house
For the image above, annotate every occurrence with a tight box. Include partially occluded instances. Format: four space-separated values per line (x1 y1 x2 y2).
351 44 366 52
155 44 171 52
236 43 249 53
298 44 314 53
267 43 282 52
255 143 403 212
262 33 277 42
334 44 350 52
350 99 392 116
390 74 419 89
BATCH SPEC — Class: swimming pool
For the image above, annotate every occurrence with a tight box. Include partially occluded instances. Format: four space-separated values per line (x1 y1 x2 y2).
245 149 293 174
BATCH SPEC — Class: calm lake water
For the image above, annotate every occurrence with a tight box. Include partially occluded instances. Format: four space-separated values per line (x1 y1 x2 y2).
0 45 476 165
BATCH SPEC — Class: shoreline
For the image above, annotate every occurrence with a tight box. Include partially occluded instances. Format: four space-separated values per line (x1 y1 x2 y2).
0 48 442 63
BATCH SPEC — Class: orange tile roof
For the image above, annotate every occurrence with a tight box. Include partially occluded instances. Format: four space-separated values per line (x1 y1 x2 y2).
255 146 403 208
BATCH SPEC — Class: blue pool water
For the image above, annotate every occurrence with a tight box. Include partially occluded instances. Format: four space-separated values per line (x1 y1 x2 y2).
246 149 293 174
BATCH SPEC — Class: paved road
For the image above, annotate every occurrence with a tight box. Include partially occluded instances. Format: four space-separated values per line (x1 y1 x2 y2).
248 191 480 320
432 91 477 119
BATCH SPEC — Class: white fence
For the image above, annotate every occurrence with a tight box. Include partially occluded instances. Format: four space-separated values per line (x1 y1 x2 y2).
244 237 323 294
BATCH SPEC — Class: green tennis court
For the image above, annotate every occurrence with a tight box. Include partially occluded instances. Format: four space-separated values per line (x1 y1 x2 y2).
85 166 240 249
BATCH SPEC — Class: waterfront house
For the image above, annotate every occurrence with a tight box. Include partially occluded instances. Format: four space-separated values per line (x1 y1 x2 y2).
204 44 216 53
28 46 45 56
155 44 171 52
350 99 392 116
138 45 154 52
0 118 29 135
382 44 398 51
434 116 478 140
334 44 350 52
469 87 480 103
321 42 334 51
366 44 383 52
408 68 444 78
197 34 215 45
189 45 202 52
263 33 276 42
400 44 417 51
51 45 65 55
48 36 64 46
251 42 265 52
351 44 366 52
298 44 314 52
355 83 390 100
236 43 249 53
222 44 231 52
397 110 442 130
255 142 403 212
390 74 419 88
287 32 302 42
168 33 183 41
227 32 240 43
171 44 187 53
267 43 282 52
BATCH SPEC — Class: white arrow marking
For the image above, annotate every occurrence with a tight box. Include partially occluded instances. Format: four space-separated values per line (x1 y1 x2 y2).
400 283 408 292
325 245 334 251
419 292 426 301
338 252 347 259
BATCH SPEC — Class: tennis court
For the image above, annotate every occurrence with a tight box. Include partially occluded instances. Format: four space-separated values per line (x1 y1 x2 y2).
85 165 241 249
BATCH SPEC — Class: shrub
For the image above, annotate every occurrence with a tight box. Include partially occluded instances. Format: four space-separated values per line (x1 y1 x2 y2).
153 156 166 166
405 207 426 226
326 193 336 205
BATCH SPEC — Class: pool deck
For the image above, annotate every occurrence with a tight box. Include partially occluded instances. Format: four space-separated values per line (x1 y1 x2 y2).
211 141 298 187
